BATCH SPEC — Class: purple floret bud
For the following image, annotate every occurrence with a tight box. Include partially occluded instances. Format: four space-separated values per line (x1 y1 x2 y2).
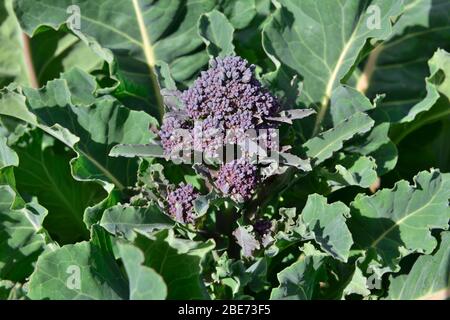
159 114 193 156
167 183 199 224
216 159 258 202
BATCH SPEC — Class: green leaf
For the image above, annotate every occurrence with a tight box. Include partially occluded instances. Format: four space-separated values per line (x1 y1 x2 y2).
28 226 129 300
0 69 158 192
0 0 102 88
262 64 303 110
133 229 214 299
320 154 378 192
329 86 397 176
303 112 375 165
264 207 299 257
0 167 18 194
385 231 450 300
199 10 235 58
389 96 450 177
13 130 106 244
116 242 167 300
58 67 98 105
342 265 371 298
393 49 450 123
389 50 450 153
263 0 403 134
83 189 122 229
220 0 257 30
347 115 397 177
211 254 269 299
193 191 220 218
155 61 177 91
0 135 18 169
365 48 450 124
301 194 353 262
267 109 316 124
100 204 174 240
270 255 326 300
0 0 30 87
170 51 210 85
109 143 164 159
329 85 375 125
0 185 50 282
349 169 450 275
391 95 450 146
29 29 103 87
361 0 450 123
14 0 216 119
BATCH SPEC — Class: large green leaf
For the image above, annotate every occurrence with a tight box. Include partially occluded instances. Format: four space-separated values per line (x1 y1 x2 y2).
133 229 214 299
0 185 51 282
13 130 105 244
116 242 167 300
14 0 216 119
0 69 158 192
300 194 353 262
360 0 450 122
303 112 374 165
0 0 102 89
349 169 450 275
270 255 326 300
385 231 450 300
198 9 235 58
28 226 129 300
263 0 403 134
100 204 174 239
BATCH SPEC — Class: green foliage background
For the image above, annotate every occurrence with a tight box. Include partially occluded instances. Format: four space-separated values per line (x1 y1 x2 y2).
0 0 449 300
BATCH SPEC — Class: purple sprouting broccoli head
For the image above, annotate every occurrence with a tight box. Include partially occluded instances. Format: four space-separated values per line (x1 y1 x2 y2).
159 56 281 157
215 158 258 202
167 183 199 224
181 56 279 125
159 56 282 201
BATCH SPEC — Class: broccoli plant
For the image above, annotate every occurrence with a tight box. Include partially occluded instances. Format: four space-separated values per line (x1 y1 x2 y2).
0 0 449 301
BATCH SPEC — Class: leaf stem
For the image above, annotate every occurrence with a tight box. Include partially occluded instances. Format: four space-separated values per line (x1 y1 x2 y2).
131 0 165 122
356 45 383 94
312 99 328 137
22 33 39 88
